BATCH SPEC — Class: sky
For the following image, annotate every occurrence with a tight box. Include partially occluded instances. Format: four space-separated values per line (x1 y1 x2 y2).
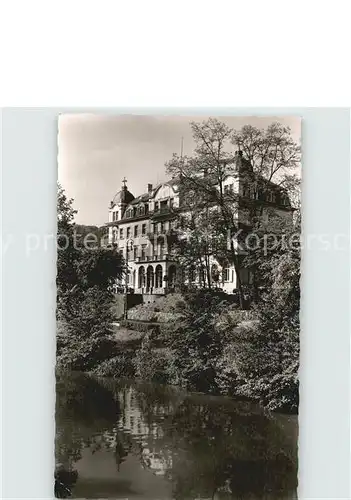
58 114 301 226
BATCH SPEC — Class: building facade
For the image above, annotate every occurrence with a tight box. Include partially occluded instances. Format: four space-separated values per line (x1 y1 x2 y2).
106 152 292 296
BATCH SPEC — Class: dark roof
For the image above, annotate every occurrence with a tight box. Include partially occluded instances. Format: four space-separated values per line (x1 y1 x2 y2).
111 188 134 206
129 192 151 205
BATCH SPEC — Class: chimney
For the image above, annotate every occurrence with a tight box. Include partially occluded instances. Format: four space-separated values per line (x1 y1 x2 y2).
148 183 153 193
235 149 252 176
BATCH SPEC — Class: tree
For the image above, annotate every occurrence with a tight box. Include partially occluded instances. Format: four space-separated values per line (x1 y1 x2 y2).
231 122 301 208
168 289 230 392
231 122 300 186
57 183 79 296
57 184 123 299
167 119 300 308
173 197 221 289
56 184 124 370
167 119 246 306
228 224 300 412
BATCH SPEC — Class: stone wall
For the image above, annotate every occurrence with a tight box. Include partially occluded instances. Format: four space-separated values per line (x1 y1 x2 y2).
111 293 144 319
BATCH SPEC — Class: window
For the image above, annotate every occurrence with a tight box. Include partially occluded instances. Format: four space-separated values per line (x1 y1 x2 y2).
138 205 145 215
160 222 165 233
142 223 147 235
141 244 147 259
113 211 118 221
134 225 138 237
222 268 233 282
133 246 138 260
154 202 159 212
170 198 174 208
127 227 131 238
133 207 137 217
119 228 124 239
126 210 132 218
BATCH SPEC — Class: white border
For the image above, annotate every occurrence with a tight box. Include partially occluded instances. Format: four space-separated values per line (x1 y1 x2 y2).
1 108 350 499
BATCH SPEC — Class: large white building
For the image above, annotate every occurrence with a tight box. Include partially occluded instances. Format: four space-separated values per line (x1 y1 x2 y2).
106 152 292 296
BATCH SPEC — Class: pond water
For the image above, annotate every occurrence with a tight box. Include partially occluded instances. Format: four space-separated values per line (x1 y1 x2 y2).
55 372 298 500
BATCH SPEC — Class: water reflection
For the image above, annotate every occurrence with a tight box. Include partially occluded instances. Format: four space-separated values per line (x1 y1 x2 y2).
56 373 298 499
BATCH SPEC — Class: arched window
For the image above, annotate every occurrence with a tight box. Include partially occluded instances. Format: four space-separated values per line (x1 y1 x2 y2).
155 265 163 288
138 266 145 288
146 266 154 289
168 265 177 288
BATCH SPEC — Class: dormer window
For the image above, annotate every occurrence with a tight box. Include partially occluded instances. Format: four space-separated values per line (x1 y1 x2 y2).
138 205 145 216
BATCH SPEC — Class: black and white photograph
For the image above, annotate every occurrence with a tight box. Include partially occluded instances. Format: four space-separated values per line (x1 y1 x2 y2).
55 114 301 499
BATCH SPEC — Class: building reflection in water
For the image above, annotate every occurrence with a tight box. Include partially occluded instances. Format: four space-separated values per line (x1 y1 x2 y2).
56 375 298 500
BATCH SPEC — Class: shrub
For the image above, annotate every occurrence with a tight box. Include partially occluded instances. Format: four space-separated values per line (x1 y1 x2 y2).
119 320 160 335
134 338 170 384
214 341 241 396
56 334 118 372
93 353 136 378
155 311 182 323
168 289 232 393
160 293 186 312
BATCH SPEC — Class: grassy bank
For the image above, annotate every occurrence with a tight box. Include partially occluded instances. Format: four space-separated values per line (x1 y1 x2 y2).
57 289 298 414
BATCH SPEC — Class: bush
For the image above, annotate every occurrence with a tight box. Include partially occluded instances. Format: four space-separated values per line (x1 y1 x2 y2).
127 303 158 322
168 289 232 393
58 286 115 339
126 293 185 322
155 311 182 323
239 366 299 413
56 334 118 372
214 341 241 396
134 338 170 384
93 353 136 378
119 320 160 335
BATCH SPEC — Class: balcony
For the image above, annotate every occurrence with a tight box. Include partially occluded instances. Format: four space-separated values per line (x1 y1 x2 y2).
147 229 178 241
134 254 175 263
151 206 177 220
